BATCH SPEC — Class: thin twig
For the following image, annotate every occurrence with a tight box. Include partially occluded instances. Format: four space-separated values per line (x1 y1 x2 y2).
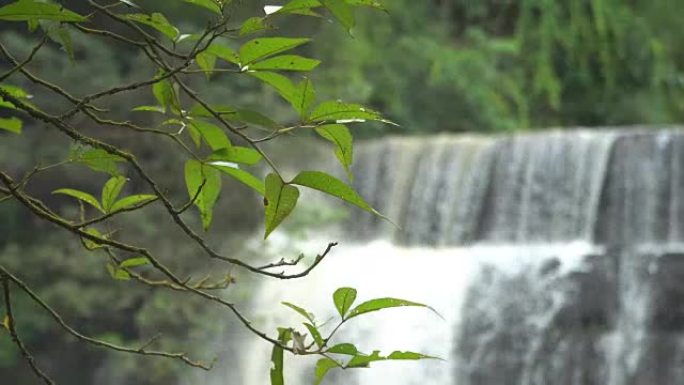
0 35 48 82
74 196 159 228
0 266 213 370
1 276 57 385
0 42 107 113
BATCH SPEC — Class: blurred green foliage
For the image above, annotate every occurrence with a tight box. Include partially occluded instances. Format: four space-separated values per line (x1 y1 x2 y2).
311 0 684 135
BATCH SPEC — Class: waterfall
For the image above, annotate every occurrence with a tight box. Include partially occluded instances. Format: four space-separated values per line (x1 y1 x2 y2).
200 128 684 385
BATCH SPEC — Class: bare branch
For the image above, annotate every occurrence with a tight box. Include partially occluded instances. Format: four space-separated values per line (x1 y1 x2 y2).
0 266 213 370
0 34 47 82
0 42 107 113
1 275 57 385
174 178 206 215
0 172 310 353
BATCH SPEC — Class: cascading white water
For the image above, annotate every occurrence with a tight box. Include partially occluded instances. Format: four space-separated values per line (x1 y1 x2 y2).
234 240 600 385
199 128 684 385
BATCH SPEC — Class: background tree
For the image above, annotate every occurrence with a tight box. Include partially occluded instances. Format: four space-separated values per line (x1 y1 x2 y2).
310 0 684 135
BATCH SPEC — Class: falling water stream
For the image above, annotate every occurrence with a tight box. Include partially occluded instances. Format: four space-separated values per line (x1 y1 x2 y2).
199 128 684 385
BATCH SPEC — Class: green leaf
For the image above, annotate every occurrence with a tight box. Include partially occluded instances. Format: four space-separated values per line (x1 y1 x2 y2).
277 0 322 16
152 73 178 113
196 51 217 78
281 302 314 322
303 322 324 349
264 173 300 238
250 55 321 72
327 343 358 355
249 72 301 115
206 43 239 64
132 105 166 113
314 358 339 385
184 0 222 14
211 164 265 196
81 228 105 250
315 124 353 180
119 257 149 268
0 84 29 109
0 117 22 134
250 71 313 118
109 194 157 212
0 84 28 98
190 120 231 150
0 0 87 22
344 350 439 368
320 0 354 32
186 123 201 147
209 147 262 165
70 148 124 176
346 350 384 368
185 160 222 230
101 176 127 213
125 13 179 40
309 100 394 125
41 20 74 62
297 77 316 120
225 108 282 129
347 298 431 320
240 16 270 36
270 328 292 385
239 37 310 66
106 262 130 281
53 188 104 213
290 171 378 215
333 287 357 318
27 18 39 32
189 103 236 118
386 351 440 360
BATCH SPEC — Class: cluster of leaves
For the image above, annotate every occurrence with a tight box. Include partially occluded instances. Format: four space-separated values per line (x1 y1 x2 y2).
0 0 390 234
273 287 440 385
0 1 437 384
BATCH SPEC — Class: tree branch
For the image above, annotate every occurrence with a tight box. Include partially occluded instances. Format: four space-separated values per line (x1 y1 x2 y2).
0 266 213 370
1 275 57 385
0 34 47 82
